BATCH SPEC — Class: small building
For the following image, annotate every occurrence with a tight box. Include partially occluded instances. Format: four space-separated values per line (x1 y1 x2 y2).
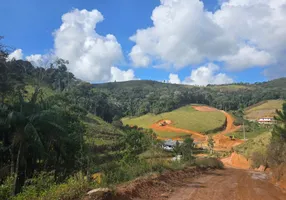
257 117 275 124
162 139 182 151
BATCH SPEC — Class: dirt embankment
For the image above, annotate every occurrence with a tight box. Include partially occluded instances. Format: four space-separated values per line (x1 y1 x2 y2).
110 167 205 200
270 164 286 190
100 167 286 200
221 152 251 169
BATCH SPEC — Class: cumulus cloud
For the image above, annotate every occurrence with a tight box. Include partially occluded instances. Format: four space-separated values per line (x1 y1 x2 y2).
7 49 23 61
130 0 286 78
129 0 236 68
25 54 51 67
183 63 233 86
221 46 274 70
53 9 126 82
214 0 286 76
110 66 137 82
168 73 181 84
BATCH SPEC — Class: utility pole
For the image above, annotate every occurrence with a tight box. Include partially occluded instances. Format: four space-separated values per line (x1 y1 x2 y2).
243 121 246 140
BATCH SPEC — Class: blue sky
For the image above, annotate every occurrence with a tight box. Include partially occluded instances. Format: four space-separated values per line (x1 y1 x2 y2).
2 0 285 84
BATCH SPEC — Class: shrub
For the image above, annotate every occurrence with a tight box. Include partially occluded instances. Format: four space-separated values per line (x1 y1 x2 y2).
0 176 13 200
251 151 267 168
195 158 224 169
267 140 286 167
12 172 93 200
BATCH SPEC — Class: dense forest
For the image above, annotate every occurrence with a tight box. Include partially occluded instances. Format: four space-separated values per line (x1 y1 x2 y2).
93 78 286 117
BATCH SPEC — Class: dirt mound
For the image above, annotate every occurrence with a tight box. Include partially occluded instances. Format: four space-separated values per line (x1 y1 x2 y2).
109 167 205 200
221 152 251 169
213 134 243 151
192 106 218 112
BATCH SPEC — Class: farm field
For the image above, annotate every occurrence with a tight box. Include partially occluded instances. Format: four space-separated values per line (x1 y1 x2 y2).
245 100 285 119
122 105 226 139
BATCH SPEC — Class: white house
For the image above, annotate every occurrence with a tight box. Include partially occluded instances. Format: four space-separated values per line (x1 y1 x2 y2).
257 117 275 124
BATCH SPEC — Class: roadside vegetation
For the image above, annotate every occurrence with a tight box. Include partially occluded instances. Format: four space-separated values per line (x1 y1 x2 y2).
247 103 286 174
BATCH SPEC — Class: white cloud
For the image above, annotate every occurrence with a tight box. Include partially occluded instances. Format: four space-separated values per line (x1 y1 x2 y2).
214 0 286 77
110 66 137 82
7 49 23 61
168 73 181 84
221 46 274 70
130 0 286 78
26 54 56 68
53 9 128 82
23 9 137 82
129 0 236 68
183 63 233 86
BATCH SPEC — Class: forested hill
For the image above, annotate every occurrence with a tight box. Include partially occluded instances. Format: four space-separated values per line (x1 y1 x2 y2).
1 57 285 122
93 78 286 117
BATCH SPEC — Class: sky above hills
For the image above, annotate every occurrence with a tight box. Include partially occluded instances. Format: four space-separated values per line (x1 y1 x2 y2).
1 0 286 85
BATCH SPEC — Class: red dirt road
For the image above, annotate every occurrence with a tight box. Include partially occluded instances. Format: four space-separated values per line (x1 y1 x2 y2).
151 106 243 150
151 119 206 142
166 168 286 200
213 111 243 150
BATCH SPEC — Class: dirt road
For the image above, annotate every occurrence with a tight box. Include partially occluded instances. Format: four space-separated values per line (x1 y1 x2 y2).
151 106 243 150
151 119 206 142
167 168 286 200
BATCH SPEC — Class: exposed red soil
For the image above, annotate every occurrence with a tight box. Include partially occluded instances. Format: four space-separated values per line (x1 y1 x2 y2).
213 111 243 151
151 119 206 142
104 168 286 200
221 152 251 169
192 105 218 112
150 106 243 151
270 164 286 190
109 167 205 200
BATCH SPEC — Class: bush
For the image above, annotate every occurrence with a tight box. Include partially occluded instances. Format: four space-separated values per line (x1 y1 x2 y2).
0 176 13 200
12 172 93 200
267 140 286 167
195 158 224 169
101 160 155 185
251 151 267 168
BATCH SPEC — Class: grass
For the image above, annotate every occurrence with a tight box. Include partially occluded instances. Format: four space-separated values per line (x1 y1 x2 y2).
209 84 251 91
84 113 124 146
234 132 271 158
226 126 268 140
122 105 225 136
195 157 224 169
24 85 54 100
155 131 190 138
245 100 285 119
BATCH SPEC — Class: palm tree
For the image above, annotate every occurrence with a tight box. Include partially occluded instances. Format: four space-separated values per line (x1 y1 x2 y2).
7 88 67 195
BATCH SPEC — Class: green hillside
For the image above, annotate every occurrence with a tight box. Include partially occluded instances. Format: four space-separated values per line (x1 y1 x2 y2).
245 100 285 119
122 105 226 138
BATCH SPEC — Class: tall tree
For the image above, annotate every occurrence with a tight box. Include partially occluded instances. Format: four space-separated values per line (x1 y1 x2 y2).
273 103 286 141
